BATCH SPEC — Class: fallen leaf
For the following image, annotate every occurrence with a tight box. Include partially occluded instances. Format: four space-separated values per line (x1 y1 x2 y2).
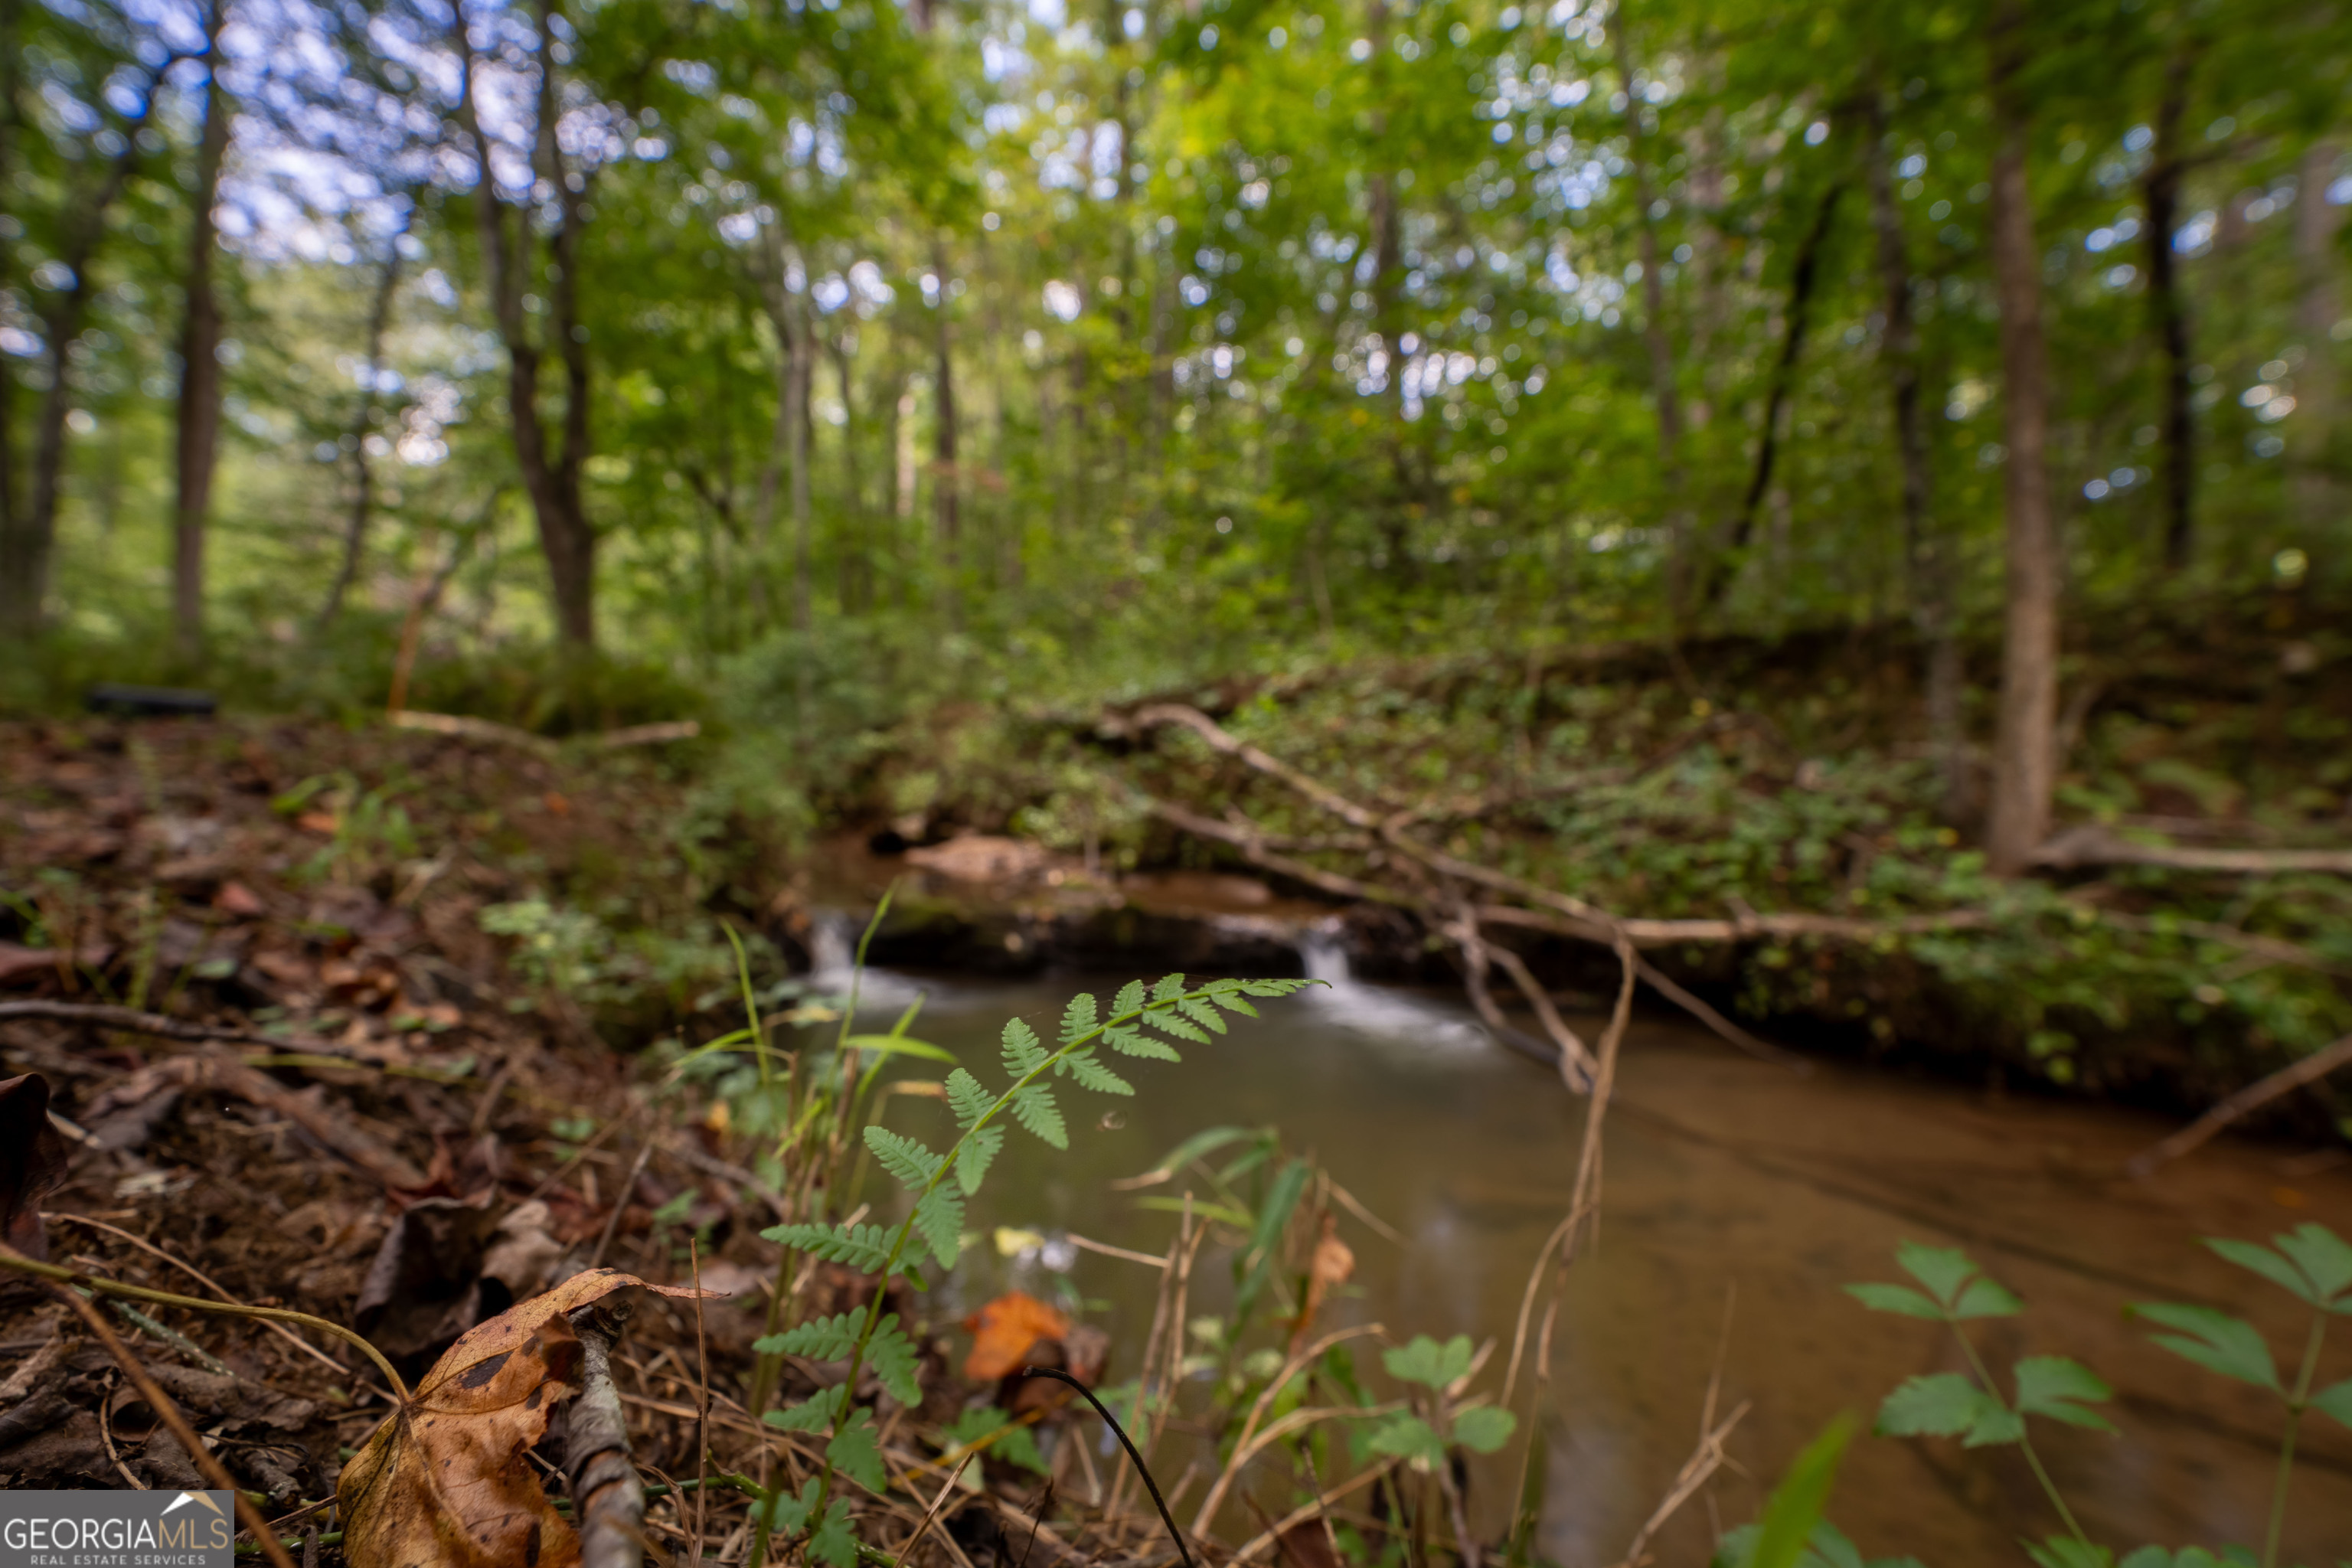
1288 1214 1355 1354
214 880 266 916
962 1290 1070 1381
338 1269 710 1568
0 1073 72 1261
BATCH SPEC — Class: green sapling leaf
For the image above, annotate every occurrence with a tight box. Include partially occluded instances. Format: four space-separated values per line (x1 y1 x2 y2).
2206 1237 2322 1307
807 1501 859 1568
1449 1405 1517 1453
2272 1223 2352 1308
1384 1334 1476 1390
2131 1303 2281 1390
2307 1376 2352 1429
1893 1242 1981 1310
1365 1413 1448 1471
1844 1282 1946 1320
1874 1372 2019 1446
2011 1356 2115 1431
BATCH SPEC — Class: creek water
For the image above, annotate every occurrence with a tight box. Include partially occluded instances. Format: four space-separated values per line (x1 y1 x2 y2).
815 939 2352 1564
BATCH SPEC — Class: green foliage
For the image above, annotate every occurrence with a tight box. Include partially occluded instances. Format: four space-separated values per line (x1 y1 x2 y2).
940 1406 1048 1475
1711 1416 1857 1568
743 973 1311 1563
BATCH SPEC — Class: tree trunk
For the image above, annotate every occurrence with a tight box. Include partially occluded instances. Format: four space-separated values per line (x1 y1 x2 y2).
1609 5 1690 622
171 0 231 659
1865 93 1964 821
2144 47 2196 573
0 89 152 636
931 240 960 618
1984 0 2060 877
2293 139 2342 534
315 233 405 632
1708 176 1842 607
453 0 595 650
829 335 866 613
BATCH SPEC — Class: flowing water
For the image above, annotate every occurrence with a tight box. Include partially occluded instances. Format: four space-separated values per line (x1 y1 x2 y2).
813 943 2352 1563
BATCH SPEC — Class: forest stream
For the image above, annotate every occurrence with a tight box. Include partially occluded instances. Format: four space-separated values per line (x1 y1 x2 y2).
825 940 2352 1564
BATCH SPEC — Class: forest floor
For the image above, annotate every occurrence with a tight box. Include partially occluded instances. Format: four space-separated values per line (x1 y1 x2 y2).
0 718 1214 1566
2 595 2350 1560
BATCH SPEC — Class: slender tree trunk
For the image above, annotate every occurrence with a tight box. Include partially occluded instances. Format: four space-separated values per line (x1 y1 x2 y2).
0 94 152 635
1865 95 1963 821
2293 139 2343 533
1984 0 2061 876
453 0 594 649
0 0 19 603
316 236 405 632
931 240 959 619
171 0 231 658
1709 177 1842 606
829 335 865 613
1609 5 1690 622
2144 47 2197 572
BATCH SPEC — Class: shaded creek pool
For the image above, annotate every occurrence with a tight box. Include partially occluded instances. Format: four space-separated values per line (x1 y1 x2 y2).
818 951 2352 1564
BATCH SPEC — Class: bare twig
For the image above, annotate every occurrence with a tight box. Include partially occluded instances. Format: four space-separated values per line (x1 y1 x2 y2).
18 1243 300 1568
2128 1029 2352 1177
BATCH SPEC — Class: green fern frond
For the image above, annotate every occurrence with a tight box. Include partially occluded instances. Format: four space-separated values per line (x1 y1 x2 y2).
1010 1082 1068 1148
1143 1007 1211 1044
864 1125 944 1191
1152 973 1188 1004
1174 994 1227 1033
763 1396 834 1432
956 1125 1005 1195
753 1311 864 1361
1103 1021 1182 1061
1113 978 1147 1015
1061 1047 1135 1096
1060 991 1099 1044
914 1186 965 1268
867 1315 923 1406
1001 1017 1050 1077
946 1067 994 1129
762 1221 898 1275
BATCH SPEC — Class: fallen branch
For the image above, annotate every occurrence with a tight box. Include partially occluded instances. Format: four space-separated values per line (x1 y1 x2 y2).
567 1296 648 1568
0 1000 355 1053
2035 825 2352 876
2127 1028 2352 1178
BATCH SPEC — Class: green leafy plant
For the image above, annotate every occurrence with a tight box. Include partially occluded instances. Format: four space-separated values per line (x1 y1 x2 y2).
1850 1227 2352 1568
742 972 1315 1567
1362 1334 1517 1471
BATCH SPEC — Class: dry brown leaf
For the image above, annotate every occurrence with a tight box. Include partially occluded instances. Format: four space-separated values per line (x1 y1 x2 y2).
0 1073 71 1261
961 1290 1070 1381
338 1268 711 1568
1288 1214 1355 1354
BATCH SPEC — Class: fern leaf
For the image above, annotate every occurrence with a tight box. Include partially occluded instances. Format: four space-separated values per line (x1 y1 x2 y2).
1240 978 1315 997
1104 1023 1181 1062
1112 978 1147 1016
957 1124 1005 1196
867 1315 923 1406
864 1125 943 1191
1010 1083 1068 1148
1174 995 1227 1034
1060 991 1099 1044
763 1395 835 1433
915 1185 965 1269
761 1221 897 1274
1142 1007 1210 1044
753 1310 862 1361
1062 1048 1135 1096
1209 990 1259 1018
945 1067 993 1130
1001 1017 1050 1078
826 1406 888 1494
1152 973 1188 1004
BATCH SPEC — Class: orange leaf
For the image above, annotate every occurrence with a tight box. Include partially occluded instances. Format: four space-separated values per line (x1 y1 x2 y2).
961 1290 1070 1381
338 1269 711 1568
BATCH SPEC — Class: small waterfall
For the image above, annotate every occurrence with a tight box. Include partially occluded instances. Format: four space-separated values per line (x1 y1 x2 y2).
1293 920 1493 1058
1298 924 1353 986
808 910 858 992
805 907 929 1013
